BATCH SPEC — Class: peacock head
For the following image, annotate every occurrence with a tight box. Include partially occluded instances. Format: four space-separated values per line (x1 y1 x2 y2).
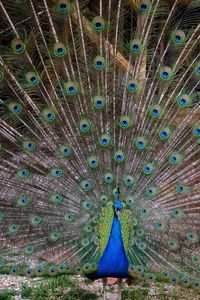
113 200 123 219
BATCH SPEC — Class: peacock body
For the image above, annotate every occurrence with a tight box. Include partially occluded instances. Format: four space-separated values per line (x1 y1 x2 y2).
0 0 200 293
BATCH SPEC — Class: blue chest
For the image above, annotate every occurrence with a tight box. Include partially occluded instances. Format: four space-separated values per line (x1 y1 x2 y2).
89 216 129 279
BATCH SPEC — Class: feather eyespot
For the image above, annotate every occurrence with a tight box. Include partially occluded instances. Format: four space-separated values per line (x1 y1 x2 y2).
8 102 22 114
11 38 25 54
114 150 125 163
93 95 106 109
53 42 67 57
92 17 105 32
127 79 138 93
57 0 70 13
94 56 106 70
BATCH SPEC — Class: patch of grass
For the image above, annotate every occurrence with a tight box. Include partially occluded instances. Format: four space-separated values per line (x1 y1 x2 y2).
63 287 98 300
21 275 78 299
0 290 16 300
21 283 33 298
122 287 148 300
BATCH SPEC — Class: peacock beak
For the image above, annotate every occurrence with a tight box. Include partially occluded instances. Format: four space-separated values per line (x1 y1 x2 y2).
115 209 121 218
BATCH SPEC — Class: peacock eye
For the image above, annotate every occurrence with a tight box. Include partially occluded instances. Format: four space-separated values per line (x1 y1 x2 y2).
92 16 105 32
53 42 67 57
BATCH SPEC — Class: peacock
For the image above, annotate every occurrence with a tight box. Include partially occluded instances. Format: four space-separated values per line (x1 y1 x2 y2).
0 0 200 299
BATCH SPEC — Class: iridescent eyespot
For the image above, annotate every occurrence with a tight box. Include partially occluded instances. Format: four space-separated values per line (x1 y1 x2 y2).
168 239 179 250
192 281 200 290
51 193 63 204
82 200 93 210
53 42 67 57
92 16 105 32
10 267 18 275
123 175 134 186
160 67 173 80
87 155 99 168
81 239 90 247
139 1 150 13
146 274 155 281
42 108 56 122
125 197 134 206
176 94 191 108
84 224 93 233
172 208 183 218
80 180 93 191
8 224 19 233
169 152 182 165
25 71 40 87
94 56 106 70
127 79 138 93
171 276 178 284
136 266 144 274
149 104 162 118
162 271 170 279
155 221 166 231
59 144 72 157
8 102 22 114
187 232 198 243
48 267 58 276
22 140 36 153
11 38 25 54
25 245 34 255
137 242 146 250
134 136 148 150
49 231 61 241
58 264 66 273
128 264 136 274
177 184 190 194
50 167 62 178
99 133 112 147
64 212 74 222
130 39 141 54
141 207 151 217
57 0 70 13
172 30 186 45
93 95 106 109
17 168 30 179
100 195 109 205
136 229 145 236
193 125 200 137
182 277 190 287
118 116 132 129
146 186 157 197
64 81 78 96
29 215 42 226
159 127 171 140
36 267 44 275
16 196 28 207
79 118 91 133
192 256 200 264
104 172 114 184
83 263 92 273
143 162 154 175
114 150 125 163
